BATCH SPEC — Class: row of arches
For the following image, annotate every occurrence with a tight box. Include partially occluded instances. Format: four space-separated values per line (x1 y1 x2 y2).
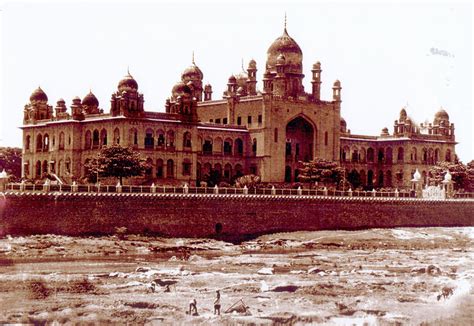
341 146 453 164
27 132 69 153
29 158 71 178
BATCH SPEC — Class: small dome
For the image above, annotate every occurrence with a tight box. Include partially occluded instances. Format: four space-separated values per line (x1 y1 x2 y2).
72 96 81 102
228 75 237 83
434 108 449 124
248 59 257 69
30 87 48 102
118 71 138 91
204 83 212 88
82 91 99 107
182 63 203 81
313 61 321 69
276 53 286 65
399 108 407 122
172 81 192 98
340 117 346 126
57 98 65 104
333 80 341 87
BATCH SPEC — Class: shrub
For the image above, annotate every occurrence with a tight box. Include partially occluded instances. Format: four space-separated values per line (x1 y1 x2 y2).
28 279 51 299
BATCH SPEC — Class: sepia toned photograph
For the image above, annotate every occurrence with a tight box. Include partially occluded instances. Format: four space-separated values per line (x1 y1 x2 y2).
0 0 473 324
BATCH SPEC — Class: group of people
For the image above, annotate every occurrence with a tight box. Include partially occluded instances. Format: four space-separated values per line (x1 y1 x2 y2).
188 290 221 316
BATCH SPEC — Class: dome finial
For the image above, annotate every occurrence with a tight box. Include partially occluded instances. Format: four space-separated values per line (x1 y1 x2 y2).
284 12 287 32
241 58 244 72
127 66 130 75
192 51 195 65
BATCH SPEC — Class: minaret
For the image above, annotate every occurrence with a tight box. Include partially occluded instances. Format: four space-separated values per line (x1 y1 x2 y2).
311 61 322 101
204 83 213 101
246 59 257 96
332 80 341 103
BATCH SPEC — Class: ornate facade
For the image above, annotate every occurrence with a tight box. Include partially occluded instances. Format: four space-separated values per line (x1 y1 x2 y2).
21 25 456 188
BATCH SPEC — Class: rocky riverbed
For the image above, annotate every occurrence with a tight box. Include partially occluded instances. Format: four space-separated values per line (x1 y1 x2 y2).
0 227 473 325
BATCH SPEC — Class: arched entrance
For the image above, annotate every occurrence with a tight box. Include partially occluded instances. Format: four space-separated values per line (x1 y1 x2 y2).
285 116 315 182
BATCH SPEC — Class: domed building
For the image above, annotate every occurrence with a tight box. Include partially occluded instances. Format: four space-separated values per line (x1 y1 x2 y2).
20 23 457 189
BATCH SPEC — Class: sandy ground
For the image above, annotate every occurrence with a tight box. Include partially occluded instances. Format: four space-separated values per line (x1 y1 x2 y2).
0 227 473 325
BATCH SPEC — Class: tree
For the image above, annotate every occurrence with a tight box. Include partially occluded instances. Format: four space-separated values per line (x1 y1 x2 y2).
0 147 22 182
84 145 147 184
235 174 261 189
298 158 346 189
427 161 469 190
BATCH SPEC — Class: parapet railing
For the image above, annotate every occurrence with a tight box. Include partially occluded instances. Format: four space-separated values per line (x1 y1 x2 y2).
4 182 420 198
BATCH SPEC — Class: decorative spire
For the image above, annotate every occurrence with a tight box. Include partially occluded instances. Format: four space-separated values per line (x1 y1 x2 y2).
241 58 245 72
192 51 195 65
284 12 287 33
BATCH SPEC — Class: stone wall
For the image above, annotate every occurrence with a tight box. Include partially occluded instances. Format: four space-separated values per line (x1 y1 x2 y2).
1 192 472 242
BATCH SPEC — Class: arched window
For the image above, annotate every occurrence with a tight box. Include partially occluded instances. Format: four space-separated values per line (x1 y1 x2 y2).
144 128 154 149
183 132 192 149
129 128 138 147
367 170 374 187
156 159 164 178
274 128 278 143
422 148 428 163
35 160 42 178
224 163 232 181
445 149 452 162
411 147 417 162
234 164 243 178
157 130 165 147
100 129 107 147
85 130 92 149
367 148 374 163
385 147 393 164
92 129 100 148
42 160 48 174
59 132 65 150
378 148 384 163
351 148 359 162
25 135 31 151
223 138 232 155
397 147 404 163
252 139 257 155
166 130 175 148
324 131 328 146
183 159 192 176
428 148 434 164
65 157 71 173
386 170 392 187
166 159 174 178
434 148 440 163
24 160 30 177
214 137 223 154
43 134 49 151
203 138 213 155
234 138 243 156
113 128 120 145
359 148 366 163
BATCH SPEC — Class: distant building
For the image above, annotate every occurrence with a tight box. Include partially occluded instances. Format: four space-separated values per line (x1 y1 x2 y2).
20 24 456 188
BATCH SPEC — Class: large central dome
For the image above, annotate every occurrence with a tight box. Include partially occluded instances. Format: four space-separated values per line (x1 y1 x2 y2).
266 28 303 74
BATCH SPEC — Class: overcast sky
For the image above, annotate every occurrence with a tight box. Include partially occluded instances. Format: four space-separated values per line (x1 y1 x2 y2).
1 0 472 162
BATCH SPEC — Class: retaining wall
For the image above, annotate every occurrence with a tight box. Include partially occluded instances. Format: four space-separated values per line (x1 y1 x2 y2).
0 192 473 241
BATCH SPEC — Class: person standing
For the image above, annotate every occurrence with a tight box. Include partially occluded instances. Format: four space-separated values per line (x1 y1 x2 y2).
214 290 221 315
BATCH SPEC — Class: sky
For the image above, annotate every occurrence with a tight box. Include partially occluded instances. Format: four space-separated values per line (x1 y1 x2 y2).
1 0 472 162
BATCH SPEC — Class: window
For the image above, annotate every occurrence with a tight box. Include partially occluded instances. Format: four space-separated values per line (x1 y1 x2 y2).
234 138 243 156
25 135 31 151
252 139 257 155
183 132 192 149
286 141 291 156
166 130 175 148
215 118 221 124
144 129 154 149
274 128 278 142
445 149 452 162
367 148 374 162
224 139 232 155
167 159 174 178
223 118 228 125
250 164 257 175
324 132 328 146
157 130 165 147
43 134 49 151
397 147 404 162
295 143 300 159
210 119 214 123
247 116 252 125
36 134 43 152
258 114 262 125
203 139 213 154
93 130 100 148
156 159 164 178
183 160 192 176
100 129 107 146
237 117 242 125
59 132 65 150
114 128 120 145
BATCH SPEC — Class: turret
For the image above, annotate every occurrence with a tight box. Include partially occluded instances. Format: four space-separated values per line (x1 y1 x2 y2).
332 80 341 102
246 59 257 95
204 83 213 101
311 61 322 101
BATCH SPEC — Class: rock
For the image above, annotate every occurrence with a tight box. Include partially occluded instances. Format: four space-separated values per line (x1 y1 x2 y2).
290 270 305 274
308 267 324 274
411 267 426 274
135 266 151 273
271 285 299 292
427 265 441 275
258 267 274 275
260 280 269 292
